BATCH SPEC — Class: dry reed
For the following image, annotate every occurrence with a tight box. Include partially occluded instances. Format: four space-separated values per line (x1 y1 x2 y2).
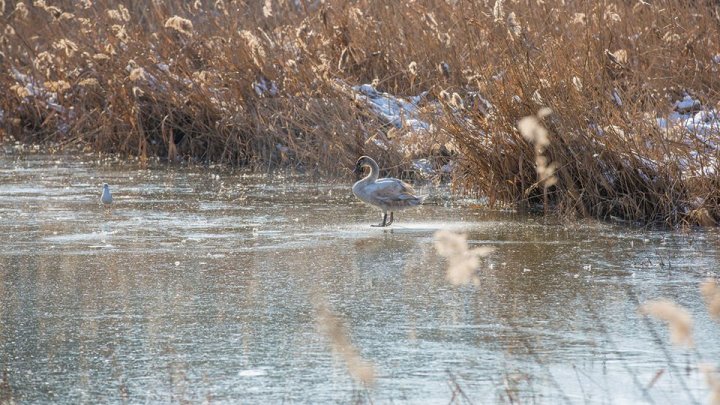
700 363 720 405
316 304 375 387
1 0 718 224
700 278 720 321
638 299 694 348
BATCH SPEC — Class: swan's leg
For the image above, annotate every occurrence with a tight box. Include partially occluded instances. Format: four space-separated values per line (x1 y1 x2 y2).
371 212 387 227
386 212 394 226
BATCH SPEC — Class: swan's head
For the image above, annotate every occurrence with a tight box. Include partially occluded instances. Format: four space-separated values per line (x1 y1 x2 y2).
353 156 371 177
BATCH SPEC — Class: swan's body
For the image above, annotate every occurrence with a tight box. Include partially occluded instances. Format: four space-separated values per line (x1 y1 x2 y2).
352 156 423 227
100 183 113 205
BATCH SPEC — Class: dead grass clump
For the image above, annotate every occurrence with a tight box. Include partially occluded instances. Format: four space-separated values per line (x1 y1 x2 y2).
638 299 694 348
0 0 407 174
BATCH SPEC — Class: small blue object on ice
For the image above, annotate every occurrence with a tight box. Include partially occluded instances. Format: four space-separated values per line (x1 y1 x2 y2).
100 183 113 205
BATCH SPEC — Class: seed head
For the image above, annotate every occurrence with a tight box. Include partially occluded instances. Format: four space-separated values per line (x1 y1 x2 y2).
639 299 694 347
164 16 193 36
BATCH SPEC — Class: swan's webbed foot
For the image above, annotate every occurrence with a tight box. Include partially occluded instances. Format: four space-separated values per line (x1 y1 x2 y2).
370 212 388 227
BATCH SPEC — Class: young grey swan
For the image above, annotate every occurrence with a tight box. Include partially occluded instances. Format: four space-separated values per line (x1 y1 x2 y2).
352 156 424 227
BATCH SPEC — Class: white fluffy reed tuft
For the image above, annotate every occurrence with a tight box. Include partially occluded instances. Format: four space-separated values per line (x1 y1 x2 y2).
434 230 494 286
518 108 557 187
164 16 193 36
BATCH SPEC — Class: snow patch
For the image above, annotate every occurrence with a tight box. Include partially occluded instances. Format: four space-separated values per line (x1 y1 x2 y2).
673 95 702 114
441 160 455 174
375 139 390 150
658 96 720 144
412 158 434 175
656 96 720 176
352 84 430 131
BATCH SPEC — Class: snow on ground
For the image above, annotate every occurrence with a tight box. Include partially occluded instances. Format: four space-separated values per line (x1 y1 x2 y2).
352 84 430 131
656 95 720 175
11 68 63 112
411 158 433 175
658 96 720 149
345 83 449 176
672 95 702 114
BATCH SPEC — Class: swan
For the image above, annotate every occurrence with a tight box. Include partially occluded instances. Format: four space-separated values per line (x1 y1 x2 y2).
100 183 113 205
352 156 424 227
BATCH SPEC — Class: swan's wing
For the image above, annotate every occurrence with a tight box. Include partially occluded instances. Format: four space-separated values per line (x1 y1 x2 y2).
368 178 423 205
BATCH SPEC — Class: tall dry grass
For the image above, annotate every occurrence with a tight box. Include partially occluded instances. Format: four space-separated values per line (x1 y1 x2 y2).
436 1 720 225
1 0 719 224
0 0 410 173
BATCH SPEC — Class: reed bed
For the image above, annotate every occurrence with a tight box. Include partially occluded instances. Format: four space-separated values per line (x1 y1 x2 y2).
441 0 720 226
1 0 719 224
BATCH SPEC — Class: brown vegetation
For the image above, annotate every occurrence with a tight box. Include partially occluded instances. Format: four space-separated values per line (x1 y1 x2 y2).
1 0 719 224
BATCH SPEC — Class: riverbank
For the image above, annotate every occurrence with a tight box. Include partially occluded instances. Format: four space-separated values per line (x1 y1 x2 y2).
1 0 718 225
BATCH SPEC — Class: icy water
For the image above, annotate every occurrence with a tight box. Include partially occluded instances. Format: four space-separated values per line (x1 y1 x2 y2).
0 154 719 404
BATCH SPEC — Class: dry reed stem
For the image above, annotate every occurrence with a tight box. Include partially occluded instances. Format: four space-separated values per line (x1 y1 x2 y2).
316 305 376 387
700 278 720 321
638 299 694 348
700 363 720 405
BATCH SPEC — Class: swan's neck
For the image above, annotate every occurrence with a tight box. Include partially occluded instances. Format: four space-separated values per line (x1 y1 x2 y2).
362 159 380 183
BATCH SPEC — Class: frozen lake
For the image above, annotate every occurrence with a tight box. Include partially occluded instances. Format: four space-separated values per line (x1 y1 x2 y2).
0 154 718 403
